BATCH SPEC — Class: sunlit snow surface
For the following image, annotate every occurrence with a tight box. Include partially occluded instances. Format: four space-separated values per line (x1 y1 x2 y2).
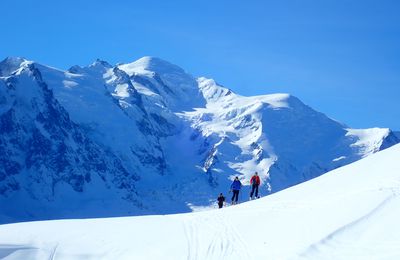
1 144 399 260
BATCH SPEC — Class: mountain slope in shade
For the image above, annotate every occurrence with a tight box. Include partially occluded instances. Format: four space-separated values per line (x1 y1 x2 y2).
393 131 400 140
0 143 399 259
0 56 398 223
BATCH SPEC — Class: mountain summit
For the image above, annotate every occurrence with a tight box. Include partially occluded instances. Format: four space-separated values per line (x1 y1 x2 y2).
0 56 398 223
120 56 187 75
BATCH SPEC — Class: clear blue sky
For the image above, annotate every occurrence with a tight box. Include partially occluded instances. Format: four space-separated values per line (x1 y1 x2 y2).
1 0 399 130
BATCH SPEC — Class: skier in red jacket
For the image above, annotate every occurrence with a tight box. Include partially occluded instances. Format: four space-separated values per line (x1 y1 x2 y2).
249 172 261 200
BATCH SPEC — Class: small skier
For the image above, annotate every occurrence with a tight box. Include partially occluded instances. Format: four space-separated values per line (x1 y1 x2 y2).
217 193 225 208
230 176 242 205
249 172 261 200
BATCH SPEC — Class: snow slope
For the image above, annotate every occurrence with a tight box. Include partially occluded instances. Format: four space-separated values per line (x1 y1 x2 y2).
0 144 399 260
0 56 398 223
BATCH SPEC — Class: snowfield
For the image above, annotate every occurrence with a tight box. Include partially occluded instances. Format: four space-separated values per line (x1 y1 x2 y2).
1 144 399 260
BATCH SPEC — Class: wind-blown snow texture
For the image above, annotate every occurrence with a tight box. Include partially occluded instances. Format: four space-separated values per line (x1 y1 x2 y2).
0 56 398 223
1 143 399 260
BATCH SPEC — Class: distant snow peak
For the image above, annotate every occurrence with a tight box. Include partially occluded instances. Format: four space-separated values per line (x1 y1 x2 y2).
0 56 27 68
118 56 184 79
125 56 184 74
91 58 112 68
0 57 31 77
118 57 205 112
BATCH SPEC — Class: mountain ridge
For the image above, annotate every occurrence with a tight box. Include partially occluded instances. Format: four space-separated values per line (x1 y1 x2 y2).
0 56 398 223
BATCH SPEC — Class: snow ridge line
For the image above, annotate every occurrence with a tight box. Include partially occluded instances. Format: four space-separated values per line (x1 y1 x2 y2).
297 192 397 259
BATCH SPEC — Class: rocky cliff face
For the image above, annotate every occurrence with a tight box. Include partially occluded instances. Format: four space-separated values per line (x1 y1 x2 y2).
0 56 398 223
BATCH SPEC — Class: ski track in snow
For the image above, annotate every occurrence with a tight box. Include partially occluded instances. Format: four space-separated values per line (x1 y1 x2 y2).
49 243 59 260
207 213 251 260
183 213 250 260
183 217 200 260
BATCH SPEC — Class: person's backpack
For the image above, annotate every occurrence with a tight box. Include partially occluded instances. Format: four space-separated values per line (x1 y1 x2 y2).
253 176 260 185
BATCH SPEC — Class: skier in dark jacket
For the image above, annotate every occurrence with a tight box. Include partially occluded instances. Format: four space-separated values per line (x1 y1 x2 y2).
230 176 242 205
249 172 261 200
217 193 225 208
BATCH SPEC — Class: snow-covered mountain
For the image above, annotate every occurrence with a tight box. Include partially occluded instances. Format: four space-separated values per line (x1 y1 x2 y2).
1 143 399 259
0 56 398 223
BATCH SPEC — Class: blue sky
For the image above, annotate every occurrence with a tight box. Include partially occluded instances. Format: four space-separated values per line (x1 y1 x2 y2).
1 0 399 129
